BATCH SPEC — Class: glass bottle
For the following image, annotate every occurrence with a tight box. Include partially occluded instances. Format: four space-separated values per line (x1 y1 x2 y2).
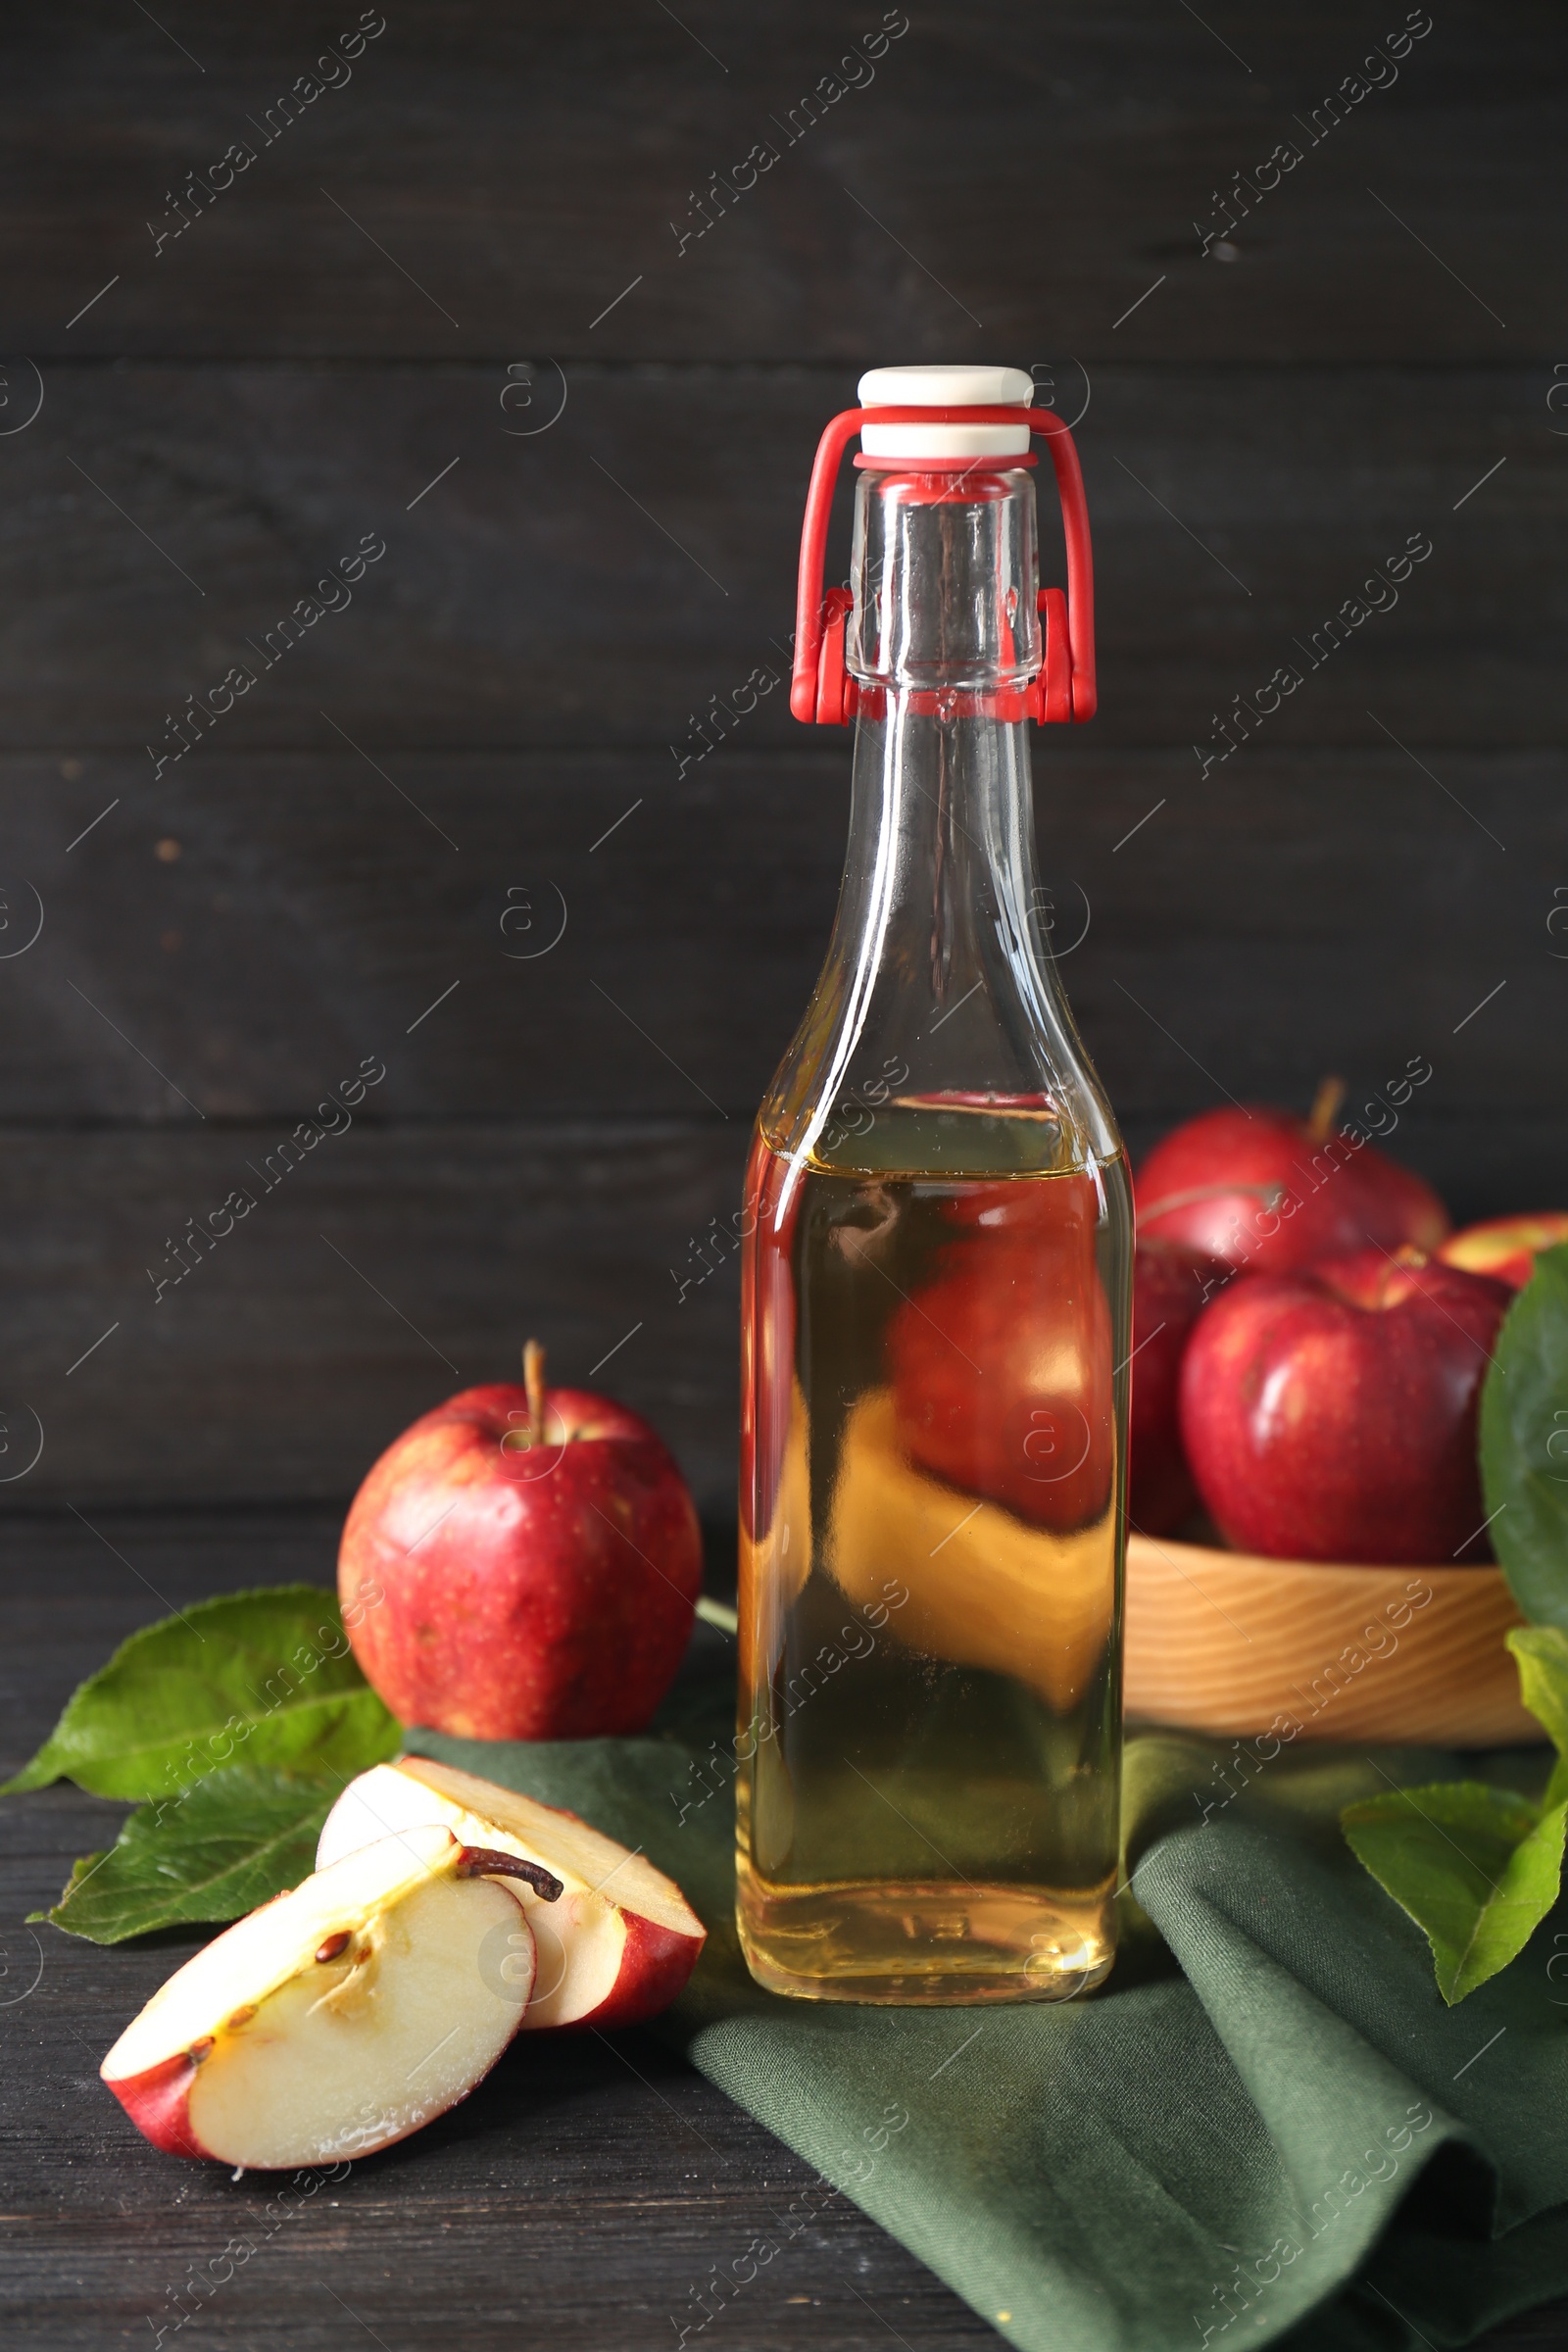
736 367 1131 2003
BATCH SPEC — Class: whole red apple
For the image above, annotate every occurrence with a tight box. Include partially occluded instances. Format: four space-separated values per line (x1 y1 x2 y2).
887 1171 1114 1532
1439 1211 1568 1292
339 1344 702 1739
1178 1248 1512 1564
1128 1241 1229 1535
1137 1079 1448 1277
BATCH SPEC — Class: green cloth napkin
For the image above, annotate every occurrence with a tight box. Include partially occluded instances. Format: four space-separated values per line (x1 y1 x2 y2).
418 1676 1568 2352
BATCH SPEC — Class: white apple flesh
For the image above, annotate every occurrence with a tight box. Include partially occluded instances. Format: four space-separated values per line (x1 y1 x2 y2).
101 1828 558 2169
317 1757 706 2030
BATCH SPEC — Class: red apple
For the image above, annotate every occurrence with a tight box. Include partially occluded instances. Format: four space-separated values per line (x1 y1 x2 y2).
102 1828 561 2168
1439 1211 1568 1292
339 1343 702 1740
317 1756 706 2030
1178 1247 1512 1564
887 1172 1115 1531
1128 1241 1229 1535
1137 1079 1449 1277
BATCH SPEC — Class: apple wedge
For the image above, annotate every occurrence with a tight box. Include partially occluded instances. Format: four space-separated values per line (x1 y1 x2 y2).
1439 1210 1568 1291
317 1757 706 2030
102 1827 561 2169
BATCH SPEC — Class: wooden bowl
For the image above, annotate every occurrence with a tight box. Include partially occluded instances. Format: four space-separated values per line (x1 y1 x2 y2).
1124 1531 1534 1746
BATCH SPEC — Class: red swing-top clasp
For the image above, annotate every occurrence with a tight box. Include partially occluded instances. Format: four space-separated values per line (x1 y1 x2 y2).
789 405 1097 729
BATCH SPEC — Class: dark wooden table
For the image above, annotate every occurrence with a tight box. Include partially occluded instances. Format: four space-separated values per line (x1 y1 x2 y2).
2 1512 1564 2350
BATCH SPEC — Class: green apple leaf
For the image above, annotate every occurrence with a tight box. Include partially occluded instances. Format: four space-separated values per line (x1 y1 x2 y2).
33 1767 334 1943
1480 1242 1568 1632
1 1585 400 1801
1506 1625 1568 1810
1342 1780 1566 2004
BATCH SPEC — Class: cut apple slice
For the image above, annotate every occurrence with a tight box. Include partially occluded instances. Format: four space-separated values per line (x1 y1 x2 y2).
317 1757 706 2030
102 1827 556 2169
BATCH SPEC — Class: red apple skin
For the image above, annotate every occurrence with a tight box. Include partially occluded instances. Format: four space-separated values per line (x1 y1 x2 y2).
1128 1242 1229 1536
339 1383 702 1739
1178 1249 1512 1564
106 2051 206 2160
1439 1211 1568 1292
570 1910 705 2032
888 1172 1115 1532
1137 1104 1449 1277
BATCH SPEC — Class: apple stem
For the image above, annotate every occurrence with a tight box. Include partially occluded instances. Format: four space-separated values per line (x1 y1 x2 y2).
457 1845 564 1902
522 1340 547 1449
1307 1074 1346 1141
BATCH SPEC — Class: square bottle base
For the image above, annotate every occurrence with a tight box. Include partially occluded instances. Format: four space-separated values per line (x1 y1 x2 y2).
736 1877 1116 2005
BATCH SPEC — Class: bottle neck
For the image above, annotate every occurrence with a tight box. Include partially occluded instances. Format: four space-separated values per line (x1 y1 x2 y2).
838 684 1067 1045
849 464 1041 694
832 463 1060 1067
837 698 1044 1034
759 467 1120 1183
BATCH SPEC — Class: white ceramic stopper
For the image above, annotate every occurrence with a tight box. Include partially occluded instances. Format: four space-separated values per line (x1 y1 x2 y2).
858 364 1034 458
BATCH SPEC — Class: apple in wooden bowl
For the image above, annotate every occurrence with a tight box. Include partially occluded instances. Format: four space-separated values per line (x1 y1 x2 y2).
1125 1246 1532 1745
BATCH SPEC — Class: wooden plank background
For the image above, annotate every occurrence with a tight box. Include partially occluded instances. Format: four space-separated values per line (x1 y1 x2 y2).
2 4 1561 1526
2 4 1565 2342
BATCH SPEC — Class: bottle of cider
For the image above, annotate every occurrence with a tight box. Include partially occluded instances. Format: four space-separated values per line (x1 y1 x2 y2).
736 365 1130 2003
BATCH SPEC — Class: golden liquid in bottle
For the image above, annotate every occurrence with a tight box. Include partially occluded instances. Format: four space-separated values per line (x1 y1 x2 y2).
737 1101 1129 2003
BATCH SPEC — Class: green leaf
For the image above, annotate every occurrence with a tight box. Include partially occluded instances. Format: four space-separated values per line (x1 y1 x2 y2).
1481 1242 1568 1631
1343 1780 1567 2004
2 1585 400 1800
33 1767 335 1943
1507 1624 1568 1809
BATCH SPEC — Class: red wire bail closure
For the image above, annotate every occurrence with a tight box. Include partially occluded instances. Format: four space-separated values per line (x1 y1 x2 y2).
788 405 1097 728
